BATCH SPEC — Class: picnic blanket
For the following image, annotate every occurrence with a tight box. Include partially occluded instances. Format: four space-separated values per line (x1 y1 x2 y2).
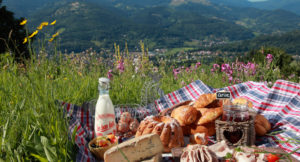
61 79 300 162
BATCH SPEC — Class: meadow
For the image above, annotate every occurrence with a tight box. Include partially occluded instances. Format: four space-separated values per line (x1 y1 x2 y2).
1 36 300 161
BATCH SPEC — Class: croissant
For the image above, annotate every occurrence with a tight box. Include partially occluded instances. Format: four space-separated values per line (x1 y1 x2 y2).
196 107 223 125
193 93 217 109
171 105 199 126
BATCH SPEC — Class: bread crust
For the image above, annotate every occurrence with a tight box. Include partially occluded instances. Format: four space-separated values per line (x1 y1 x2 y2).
255 114 271 136
135 115 184 152
255 114 271 131
255 123 267 136
193 93 217 108
202 122 216 136
190 125 208 135
232 97 253 108
195 107 223 125
171 105 198 126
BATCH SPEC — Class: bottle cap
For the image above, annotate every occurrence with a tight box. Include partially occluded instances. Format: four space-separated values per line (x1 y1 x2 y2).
98 77 110 90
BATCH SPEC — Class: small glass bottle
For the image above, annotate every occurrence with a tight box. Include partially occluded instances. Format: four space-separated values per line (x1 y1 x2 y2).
94 77 116 137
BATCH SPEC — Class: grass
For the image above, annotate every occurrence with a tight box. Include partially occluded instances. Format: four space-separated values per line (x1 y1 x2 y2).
0 44 299 161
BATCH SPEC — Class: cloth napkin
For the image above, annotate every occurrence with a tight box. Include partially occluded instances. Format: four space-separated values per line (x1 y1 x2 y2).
61 79 300 162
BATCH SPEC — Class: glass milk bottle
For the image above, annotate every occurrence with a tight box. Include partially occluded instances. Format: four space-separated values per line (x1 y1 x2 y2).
94 77 116 137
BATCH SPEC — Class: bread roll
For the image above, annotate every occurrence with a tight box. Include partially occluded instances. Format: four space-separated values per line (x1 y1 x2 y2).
202 122 216 136
190 125 208 135
171 105 198 126
255 114 271 136
255 114 271 131
190 133 208 145
255 124 267 136
232 97 253 108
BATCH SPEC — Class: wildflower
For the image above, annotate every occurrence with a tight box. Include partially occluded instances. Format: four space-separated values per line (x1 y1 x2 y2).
49 37 54 42
37 22 49 30
23 37 28 44
266 54 273 63
221 64 230 72
135 66 139 73
20 19 27 25
29 30 38 38
37 24 43 30
117 60 124 73
50 20 56 25
185 67 191 73
195 62 201 69
228 75 233 83
41 22 49 26
107 69 113 80
52 32 59 38
173 68 180 79
213 64 220 69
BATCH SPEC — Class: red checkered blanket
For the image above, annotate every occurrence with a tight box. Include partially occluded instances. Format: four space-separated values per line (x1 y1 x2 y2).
62 79 300 162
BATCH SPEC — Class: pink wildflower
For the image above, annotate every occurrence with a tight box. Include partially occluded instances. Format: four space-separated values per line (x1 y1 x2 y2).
213 64 220 69
266 54 273 63
107 69 113 80
185 67 191 73
173 68 180 79
195 62 201 69
117 60 125 73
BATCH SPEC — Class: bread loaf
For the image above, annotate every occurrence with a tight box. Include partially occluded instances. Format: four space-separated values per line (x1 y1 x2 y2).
255 114 271 136
104 134 163 162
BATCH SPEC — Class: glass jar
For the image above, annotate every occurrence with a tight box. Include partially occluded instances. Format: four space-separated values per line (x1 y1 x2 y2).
221 101 250 122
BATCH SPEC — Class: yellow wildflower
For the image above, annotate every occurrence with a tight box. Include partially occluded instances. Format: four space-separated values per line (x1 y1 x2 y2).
37 24 44 30
50 20 56 25
52 32 60 38
20 19 27 25
28 30 38 38
37 22 49 30
49 37 54 42
41 22 49 26
23 37 28 44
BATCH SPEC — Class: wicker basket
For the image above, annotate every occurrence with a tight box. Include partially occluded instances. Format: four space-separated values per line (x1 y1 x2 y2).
88 136 117 160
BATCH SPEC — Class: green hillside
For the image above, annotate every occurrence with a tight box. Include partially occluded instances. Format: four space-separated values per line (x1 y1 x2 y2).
13 0 300 52
28 1 255 52
208 30 300 55
175 3 300 34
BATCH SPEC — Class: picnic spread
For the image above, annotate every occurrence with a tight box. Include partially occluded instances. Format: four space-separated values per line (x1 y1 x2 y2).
61 79 300 162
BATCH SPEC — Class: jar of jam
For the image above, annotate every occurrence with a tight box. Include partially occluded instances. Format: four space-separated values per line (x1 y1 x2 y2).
221 101 249 122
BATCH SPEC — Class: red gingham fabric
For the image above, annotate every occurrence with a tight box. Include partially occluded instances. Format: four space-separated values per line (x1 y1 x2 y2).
62 79 300 161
